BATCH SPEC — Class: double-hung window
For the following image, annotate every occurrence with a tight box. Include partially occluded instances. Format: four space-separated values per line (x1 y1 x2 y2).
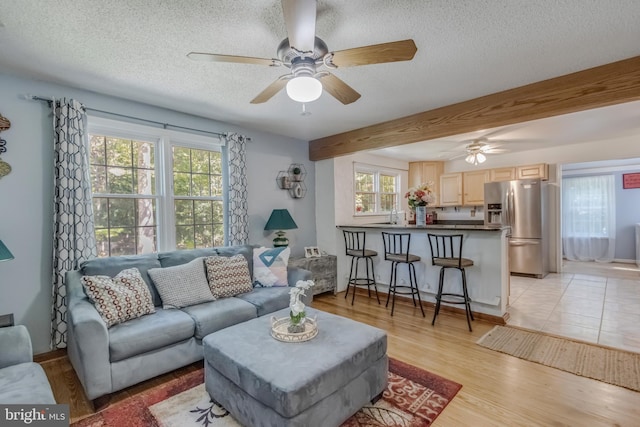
354 164 400 215
88 117 226 257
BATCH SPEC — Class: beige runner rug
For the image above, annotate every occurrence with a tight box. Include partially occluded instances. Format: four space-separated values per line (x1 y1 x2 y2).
477 325 640 392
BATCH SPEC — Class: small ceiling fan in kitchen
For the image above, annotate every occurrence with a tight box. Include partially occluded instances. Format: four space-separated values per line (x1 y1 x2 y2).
187 0 417 105
442 137 509 165
460 138 509 165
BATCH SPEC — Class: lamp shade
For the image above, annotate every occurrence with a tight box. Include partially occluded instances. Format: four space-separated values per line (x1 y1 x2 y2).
0 240 14 262
286 76 322 103
264 209 298 231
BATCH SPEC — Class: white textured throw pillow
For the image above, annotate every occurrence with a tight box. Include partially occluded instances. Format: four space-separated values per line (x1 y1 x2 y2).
81 268 155 328
253 246 290 287
148 257 215 309
204 255 254 298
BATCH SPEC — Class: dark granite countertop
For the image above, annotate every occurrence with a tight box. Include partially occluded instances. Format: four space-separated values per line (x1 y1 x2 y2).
337 221 508 231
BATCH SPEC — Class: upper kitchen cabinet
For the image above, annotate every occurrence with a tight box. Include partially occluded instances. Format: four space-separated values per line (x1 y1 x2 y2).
517 163 549 180
440 173 463 206
489 167 517 182
408 161 444 204
463 170 490 205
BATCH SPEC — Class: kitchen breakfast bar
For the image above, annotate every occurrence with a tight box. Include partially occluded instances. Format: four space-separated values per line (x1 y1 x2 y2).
336 223 510 322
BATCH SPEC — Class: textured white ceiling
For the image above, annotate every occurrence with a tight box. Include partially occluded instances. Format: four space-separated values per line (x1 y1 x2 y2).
1 0 639 147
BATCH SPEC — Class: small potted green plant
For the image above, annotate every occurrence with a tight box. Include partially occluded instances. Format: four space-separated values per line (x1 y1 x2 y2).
291 166 302 181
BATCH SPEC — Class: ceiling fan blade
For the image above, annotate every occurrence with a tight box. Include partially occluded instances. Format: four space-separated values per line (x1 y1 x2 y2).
318 73 361 105
187 52 281 67
250 75 292 104
281 0 316 53
329 39 417 67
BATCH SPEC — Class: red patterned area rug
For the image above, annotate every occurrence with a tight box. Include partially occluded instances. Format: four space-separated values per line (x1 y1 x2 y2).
72 358 461 427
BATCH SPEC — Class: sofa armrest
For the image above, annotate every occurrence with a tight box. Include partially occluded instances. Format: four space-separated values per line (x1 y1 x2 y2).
0 325 33 369
288 267 313 305
65 270 113 400
288 266 312 284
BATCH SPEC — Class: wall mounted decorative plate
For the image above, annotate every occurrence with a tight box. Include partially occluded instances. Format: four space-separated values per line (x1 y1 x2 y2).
0 114 10 131
0 159 11 178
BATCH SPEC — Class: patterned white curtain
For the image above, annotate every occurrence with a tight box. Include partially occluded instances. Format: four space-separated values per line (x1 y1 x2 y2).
225 133 249 245
51 99 97 349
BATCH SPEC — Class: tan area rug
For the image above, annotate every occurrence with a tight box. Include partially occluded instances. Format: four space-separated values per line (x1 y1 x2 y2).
477 325 640 392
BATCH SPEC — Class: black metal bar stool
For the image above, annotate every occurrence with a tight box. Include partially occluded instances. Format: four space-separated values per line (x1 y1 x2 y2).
381 232 425 317
427 233 475 331
343 230 380 305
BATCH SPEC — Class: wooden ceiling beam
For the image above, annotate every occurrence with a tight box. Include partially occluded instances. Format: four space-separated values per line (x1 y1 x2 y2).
309 55 640 161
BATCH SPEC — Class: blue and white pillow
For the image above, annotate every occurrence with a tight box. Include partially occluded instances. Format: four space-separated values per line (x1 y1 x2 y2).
253 246 290 287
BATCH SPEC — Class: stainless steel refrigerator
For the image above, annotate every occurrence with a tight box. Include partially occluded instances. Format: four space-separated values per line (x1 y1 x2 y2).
484 179 549 278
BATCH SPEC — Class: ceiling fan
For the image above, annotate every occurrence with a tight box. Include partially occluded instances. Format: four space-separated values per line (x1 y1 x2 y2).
454 138 509 165
187 0 417 105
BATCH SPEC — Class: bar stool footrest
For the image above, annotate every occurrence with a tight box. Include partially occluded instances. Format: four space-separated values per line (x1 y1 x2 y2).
390 286 420 296
436 293 471 305
349 278 377 287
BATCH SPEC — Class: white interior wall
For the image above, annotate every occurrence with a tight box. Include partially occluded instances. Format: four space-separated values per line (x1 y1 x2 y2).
315 152 408 292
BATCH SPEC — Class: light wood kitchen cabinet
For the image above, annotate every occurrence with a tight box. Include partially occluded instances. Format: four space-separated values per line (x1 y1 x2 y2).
489 167 517 182
439 173 463 206
462 170 489 205
408 161 444 204
517 163 548 180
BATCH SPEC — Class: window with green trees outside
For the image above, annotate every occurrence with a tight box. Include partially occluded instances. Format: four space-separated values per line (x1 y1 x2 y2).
88 119 225 257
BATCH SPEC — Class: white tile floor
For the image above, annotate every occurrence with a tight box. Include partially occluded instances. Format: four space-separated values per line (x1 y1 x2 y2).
507 261 640 353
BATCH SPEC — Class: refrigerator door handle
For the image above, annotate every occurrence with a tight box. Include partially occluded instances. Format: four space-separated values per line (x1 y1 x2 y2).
504 191 510 228
509 189 515 228
510 240 541 246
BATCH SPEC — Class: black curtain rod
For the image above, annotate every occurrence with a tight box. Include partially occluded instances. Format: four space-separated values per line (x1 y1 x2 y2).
26 95 235 140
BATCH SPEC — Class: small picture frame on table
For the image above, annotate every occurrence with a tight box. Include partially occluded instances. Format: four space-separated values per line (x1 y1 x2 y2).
304 246 322 258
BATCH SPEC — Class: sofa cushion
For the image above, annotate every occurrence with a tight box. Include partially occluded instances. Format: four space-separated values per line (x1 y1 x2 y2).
253 247 290 287
0 362 56 404
81 268 156 328
235 287 291 317
157 247 219 268
204 255 253 299
108 308 195 362
148 258 215 309
180 298 257 339
80 254 162 307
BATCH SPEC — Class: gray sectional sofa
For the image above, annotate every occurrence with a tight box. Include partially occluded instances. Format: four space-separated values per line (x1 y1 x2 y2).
65 244 311 402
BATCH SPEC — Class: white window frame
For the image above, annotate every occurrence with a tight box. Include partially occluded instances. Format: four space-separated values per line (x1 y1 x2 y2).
87 116 225 253
353 163 401 216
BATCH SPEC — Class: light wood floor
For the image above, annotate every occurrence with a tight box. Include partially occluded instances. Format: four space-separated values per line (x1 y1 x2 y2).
42 291 640 426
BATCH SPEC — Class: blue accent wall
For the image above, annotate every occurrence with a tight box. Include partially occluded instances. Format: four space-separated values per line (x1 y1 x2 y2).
0 72 315 353
615 172 640 261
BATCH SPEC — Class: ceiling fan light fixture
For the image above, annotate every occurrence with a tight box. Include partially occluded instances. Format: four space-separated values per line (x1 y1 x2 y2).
465 152 487 165
286 76 322 103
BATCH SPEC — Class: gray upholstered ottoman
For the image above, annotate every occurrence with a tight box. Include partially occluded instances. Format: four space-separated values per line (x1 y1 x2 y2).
203 307 387 427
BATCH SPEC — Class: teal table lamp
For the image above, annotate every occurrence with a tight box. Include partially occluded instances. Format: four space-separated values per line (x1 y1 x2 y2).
0 240 14 262
264 209 298 247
